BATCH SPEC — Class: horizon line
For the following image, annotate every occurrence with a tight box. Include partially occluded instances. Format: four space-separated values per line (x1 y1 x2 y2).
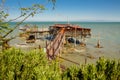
10 20 120 22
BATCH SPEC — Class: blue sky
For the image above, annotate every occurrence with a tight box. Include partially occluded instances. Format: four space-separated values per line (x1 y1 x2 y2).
3 0 120 22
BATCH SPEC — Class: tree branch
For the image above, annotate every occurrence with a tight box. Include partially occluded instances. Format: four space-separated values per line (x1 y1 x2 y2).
3 8 39 38
8 15 23 22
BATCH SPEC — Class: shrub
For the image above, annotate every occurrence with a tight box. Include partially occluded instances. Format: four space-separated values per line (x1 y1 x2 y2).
0 48 61 80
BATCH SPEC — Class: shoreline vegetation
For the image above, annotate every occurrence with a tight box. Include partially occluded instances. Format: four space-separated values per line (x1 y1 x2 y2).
0 48 120 80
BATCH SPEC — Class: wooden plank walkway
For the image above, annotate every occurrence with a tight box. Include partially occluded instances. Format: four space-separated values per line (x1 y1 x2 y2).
46 28 65 60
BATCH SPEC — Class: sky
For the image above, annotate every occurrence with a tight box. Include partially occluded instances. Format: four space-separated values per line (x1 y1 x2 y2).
2 0 120 22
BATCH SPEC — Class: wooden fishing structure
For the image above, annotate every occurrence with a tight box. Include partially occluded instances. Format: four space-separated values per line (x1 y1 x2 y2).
46 24 91 60
49 24 91 38
20 24 91 60
20 25 49 43
27 27 49 40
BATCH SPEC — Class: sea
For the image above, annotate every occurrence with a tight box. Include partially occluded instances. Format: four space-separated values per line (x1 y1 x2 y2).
8 22 120 66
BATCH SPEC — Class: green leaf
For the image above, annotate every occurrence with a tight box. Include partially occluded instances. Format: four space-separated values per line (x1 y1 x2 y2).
31 13 34 17
21 8 28 11
39 5 45 10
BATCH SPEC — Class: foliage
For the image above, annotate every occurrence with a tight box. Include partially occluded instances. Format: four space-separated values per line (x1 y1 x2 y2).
0 10 10 36
0 48 61 80
62 57 120 80
0 48 120 80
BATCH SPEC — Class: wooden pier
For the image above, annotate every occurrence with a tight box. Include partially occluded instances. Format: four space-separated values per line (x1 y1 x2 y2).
46 24 91 60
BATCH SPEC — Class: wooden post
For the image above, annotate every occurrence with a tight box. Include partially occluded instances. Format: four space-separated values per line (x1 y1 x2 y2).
39 45 41 51
96 40 102 48
53 48 55 58
85 55 87 65
74 26 76 47
46 41 48 57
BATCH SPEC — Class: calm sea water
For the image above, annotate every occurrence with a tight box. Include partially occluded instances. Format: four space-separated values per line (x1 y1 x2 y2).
9 22 120 65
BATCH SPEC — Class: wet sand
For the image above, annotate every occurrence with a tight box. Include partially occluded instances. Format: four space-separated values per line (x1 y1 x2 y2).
60 41 120 67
